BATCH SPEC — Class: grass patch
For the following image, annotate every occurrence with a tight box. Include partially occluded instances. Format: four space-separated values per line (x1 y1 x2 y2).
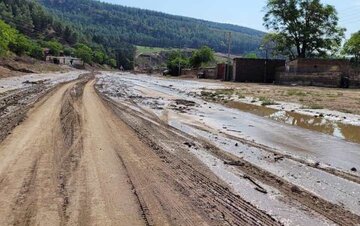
340 109 353 114
259 96 277 106
286 89 308 96
305 104 324 109
136 45 175 55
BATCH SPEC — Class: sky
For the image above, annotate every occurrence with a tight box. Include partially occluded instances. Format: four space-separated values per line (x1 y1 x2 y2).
102 0 360 38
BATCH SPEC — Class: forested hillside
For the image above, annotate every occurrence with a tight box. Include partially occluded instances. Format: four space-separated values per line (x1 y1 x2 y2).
39 0 265 55
0 0 133 68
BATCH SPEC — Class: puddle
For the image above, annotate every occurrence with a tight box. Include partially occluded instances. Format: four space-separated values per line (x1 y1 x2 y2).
227 101 360 144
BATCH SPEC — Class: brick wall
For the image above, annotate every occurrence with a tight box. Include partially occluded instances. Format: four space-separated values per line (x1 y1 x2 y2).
276 59 360 88
233 58 285 83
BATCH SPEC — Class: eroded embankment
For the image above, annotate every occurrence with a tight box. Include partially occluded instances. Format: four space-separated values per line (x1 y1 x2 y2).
0 84 51 143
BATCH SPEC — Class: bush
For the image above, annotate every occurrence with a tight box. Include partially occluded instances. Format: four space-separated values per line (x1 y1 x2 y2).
167 50 189 76
190 46 215 68
9 34 33 55
43 40 63 56
64 47 75 56
108 58 117 68
29 44 44 60
0 20 17 56
93 50 106 64
75 43 93 64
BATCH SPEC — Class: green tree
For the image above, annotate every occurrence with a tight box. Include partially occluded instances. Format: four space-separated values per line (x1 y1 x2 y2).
167 50 189 76
9 34 32 55
93 50 106 64
29 44 45 60
0 19 17 55
343 31 360 61
244 53 258 59
63 47 75 56
75 43 93 64
263 0 345 58
44 40 63 56
190 46 215 68
107 58 117 68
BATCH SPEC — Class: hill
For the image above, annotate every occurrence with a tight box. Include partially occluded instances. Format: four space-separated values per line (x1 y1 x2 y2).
0 0 127 68
39 0 265 55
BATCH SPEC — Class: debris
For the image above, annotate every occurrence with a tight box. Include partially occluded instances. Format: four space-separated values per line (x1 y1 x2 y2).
291 185 301 194
23 79 48 85
175 99 196 107
184 142 195 148
224 160 244 166
274 156 285 162
243 175 268 194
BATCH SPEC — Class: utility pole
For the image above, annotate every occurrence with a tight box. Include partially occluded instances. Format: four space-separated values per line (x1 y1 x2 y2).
178 44 182 76
226 31 232 80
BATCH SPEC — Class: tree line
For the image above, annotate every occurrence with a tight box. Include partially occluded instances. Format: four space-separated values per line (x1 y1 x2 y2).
39 0 264 56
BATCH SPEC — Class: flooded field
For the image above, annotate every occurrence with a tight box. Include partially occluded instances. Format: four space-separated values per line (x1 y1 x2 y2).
94 71 360 225
226 101 360 144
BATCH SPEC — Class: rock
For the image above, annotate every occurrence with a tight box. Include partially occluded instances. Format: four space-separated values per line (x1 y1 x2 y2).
235 143 239 147
351 167 357 172
291 185 301 194
184 142 195 148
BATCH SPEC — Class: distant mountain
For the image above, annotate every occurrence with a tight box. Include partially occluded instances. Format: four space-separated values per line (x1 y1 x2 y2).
39 0 265 55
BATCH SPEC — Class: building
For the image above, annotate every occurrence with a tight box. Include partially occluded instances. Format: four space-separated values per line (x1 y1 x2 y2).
232 58 285 83
46 56 83 67
276 58 360 88
216 63 233 81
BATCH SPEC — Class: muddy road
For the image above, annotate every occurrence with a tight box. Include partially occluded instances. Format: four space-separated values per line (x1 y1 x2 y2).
0 71 360 225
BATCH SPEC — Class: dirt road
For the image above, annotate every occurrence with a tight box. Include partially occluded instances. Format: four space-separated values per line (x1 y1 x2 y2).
0 72 360 226
0 76 280 225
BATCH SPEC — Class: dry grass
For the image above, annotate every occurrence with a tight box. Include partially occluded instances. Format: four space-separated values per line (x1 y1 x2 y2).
235 84 360 114
200 81 360 115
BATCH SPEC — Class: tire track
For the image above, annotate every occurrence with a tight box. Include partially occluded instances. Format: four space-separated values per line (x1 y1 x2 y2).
99 92 282 226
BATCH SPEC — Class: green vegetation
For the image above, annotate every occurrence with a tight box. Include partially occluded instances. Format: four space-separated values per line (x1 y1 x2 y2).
0 19 17 55
343 31 360 61
286 90 308 96
166 51 190 76
0 0 78 44
190 46 215 68
39 0 264 56
166 46 215 75
243 53 258 59
136 46 174 55
74 44 93 64
259 96 277 106
263 0 345 59
0 0 118 67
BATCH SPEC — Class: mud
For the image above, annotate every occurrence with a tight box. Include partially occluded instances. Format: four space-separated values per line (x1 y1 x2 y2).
0 84 51 143
226 101 360 144
1 71 360 226
96 71 360 225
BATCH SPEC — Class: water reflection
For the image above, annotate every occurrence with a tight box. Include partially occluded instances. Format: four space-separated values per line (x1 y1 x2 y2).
227 101 360 144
